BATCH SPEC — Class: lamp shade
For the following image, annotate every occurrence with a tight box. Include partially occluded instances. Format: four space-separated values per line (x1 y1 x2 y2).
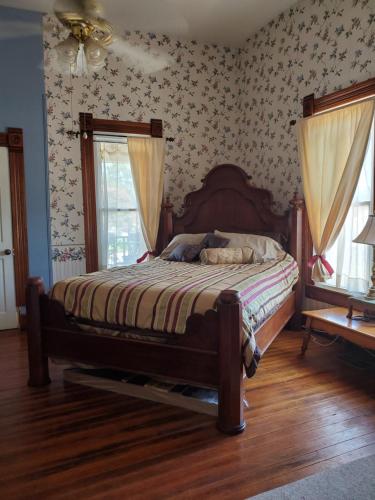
84 38 107 70
353 214 375 245
55 35 79 65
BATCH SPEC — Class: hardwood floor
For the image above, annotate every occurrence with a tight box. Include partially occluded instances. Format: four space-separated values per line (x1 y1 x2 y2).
0 329 374 499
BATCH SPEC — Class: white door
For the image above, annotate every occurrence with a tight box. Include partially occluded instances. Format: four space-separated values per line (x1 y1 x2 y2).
0 147 18 330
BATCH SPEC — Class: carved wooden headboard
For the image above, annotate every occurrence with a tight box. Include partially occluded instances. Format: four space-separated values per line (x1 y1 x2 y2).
158 164 303 246
174 164 290 238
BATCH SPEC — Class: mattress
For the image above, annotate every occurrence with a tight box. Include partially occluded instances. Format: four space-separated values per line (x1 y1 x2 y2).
51 253 299 377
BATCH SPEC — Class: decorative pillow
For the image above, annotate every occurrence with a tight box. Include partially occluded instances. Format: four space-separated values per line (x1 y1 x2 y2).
200 247 255 265
167 243 203 262
214 230 284 262
252 231 288 250
201 232 230 249
159 233 206 260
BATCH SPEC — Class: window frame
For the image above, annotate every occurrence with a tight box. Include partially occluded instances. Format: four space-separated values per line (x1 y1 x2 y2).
302 77 375 307
79 113 163 272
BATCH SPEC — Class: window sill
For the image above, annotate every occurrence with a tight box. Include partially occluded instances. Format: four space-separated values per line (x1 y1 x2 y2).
305 283 350 307
314 282 352 294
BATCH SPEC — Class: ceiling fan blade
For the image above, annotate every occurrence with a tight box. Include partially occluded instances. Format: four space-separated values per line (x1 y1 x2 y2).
110 37 174 74
54 0 102 16
0 20 41 40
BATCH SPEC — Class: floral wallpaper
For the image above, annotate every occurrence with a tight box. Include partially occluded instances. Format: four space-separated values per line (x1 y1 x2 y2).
238 0 375 213
51 246 85 263
44 0 375 275
43 18 242 269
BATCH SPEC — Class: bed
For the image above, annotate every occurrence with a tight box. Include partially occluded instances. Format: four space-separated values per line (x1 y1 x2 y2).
26 164 304 434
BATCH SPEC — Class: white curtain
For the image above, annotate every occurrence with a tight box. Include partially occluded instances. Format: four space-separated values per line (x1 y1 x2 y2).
128 137 165 255
325 118 374 293
95 141 147 269
95 143 109 270
298 99 375 282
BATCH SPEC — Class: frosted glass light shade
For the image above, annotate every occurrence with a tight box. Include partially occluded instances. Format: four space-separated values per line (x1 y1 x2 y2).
353 214 375 245
55 35 107 75
84 38 107 70
55 35 79 65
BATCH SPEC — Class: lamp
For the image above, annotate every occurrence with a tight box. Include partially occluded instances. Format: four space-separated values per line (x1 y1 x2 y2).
353 214 375 300
347 214 375 320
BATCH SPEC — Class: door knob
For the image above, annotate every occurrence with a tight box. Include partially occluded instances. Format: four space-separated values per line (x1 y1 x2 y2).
4 249 12 255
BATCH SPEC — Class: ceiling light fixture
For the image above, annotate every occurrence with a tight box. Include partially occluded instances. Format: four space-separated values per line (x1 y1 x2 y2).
54 0 112 75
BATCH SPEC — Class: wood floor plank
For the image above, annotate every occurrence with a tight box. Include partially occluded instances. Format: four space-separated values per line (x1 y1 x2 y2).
0 329 374 499
68 422 375 499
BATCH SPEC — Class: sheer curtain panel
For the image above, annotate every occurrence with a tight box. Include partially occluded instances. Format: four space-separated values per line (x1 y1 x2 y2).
95 143 108 270
325 119 374 293
95 142 147 269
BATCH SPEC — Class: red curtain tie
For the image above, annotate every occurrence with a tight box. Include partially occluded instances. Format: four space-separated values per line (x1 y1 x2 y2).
307 254 334 276
136 251 155 263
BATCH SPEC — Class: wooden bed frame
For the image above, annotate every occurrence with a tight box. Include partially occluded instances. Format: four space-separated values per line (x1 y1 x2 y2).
26 164 304 435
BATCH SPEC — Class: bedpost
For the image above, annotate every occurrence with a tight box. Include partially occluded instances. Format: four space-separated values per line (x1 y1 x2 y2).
217 290 246 435
157 197 173 254
26 277 50 387
289 193 304 329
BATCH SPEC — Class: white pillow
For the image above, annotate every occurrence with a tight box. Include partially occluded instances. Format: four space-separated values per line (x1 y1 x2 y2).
214 230 284 262
159 233 206 259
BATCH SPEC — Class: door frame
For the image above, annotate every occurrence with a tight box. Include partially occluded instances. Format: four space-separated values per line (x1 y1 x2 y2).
0 128 29 308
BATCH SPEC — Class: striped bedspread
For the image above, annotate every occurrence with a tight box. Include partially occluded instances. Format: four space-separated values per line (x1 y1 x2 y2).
51 253 299 377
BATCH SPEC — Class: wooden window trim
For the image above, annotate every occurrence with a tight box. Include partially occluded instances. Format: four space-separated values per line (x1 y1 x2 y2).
0 128 29 308
303 77 375 307
79 113 163 272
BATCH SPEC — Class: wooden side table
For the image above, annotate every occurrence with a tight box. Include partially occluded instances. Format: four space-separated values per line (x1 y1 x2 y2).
302 307 375 354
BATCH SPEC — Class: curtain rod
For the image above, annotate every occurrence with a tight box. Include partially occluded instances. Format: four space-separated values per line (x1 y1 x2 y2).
66 130 175 141
289 95 375 126
93 132 174 142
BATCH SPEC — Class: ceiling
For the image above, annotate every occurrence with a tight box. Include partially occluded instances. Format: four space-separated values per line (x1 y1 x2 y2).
0 0 298 47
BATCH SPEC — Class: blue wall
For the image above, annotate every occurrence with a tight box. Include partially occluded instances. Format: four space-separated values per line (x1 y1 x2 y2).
0 6 51 287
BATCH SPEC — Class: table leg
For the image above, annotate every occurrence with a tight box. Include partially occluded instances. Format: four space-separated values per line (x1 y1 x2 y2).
301 317 312 355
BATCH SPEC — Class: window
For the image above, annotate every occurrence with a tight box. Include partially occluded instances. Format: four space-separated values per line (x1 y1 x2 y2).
79 113 163 273
324 118 374 293
302 80 375 306
94 138 146 269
